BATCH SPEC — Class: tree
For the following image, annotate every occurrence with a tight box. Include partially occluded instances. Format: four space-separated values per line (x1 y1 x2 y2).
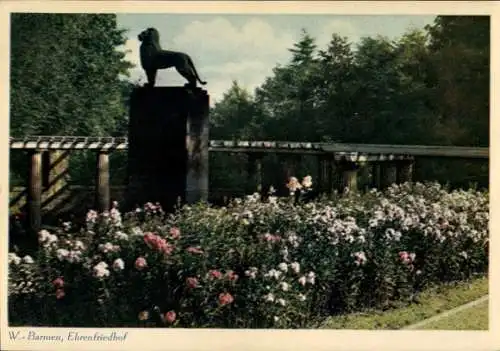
10 14 134 187
425 16 489 147
10 13 133 137
254 30 321 141
315 33 356 141
210 81 259 140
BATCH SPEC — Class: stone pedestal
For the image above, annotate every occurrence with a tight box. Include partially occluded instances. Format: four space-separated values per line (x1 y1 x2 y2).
126 86 209 212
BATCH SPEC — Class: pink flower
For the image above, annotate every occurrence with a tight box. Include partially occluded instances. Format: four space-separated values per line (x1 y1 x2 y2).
144 233 174 255
165 311 176 324
143 232 157 248
135 257 147 270
218 292 234 306
170 227 181 239
186 277 199 288
52 277 64 289
209 270 223 279
261 233 281 243
55 289 65 299
398 251 414 265
226 270 239 282
161 241 175 255
186 246 204 254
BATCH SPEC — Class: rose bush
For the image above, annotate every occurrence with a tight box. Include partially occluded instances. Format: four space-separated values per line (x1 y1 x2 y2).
8 178 489 328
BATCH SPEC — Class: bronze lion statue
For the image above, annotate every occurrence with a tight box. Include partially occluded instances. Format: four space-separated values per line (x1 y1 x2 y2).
138 27 207 88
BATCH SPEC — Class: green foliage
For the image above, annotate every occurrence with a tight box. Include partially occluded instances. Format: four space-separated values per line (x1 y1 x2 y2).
8 181 488 327
10 13 134 186
10 13 132 136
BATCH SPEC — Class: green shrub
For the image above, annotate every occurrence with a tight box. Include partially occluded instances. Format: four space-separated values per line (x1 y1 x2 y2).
8 179 489 328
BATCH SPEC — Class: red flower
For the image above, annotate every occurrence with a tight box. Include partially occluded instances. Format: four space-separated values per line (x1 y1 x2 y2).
209 270 222 279
55 289 65 299
186 277 199 288
170 227 181 240
165 311 176 323
226 270 239 281
186 246 204 254
52 277 64 289
218 292 234 306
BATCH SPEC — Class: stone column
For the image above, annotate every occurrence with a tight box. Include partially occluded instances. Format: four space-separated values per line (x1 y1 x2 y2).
28 150 42 235
95 151 110 212
371 162 381 189
397 159 414 184
246 153 264 194
336 160 360 195
41 150 70 209
380 161 398 188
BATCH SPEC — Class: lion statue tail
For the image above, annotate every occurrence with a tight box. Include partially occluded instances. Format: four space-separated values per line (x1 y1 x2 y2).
188 57 207 85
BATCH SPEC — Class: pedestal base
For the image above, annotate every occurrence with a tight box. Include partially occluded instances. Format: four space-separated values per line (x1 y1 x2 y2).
126 86 209 212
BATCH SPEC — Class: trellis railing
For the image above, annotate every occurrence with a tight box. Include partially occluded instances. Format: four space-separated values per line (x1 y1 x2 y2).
9 136 489 234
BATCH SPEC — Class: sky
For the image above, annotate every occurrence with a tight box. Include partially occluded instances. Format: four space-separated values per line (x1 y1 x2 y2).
117 14 436 105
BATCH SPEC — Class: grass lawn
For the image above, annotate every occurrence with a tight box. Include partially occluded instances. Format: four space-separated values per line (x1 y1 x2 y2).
319 275 488 330
419 299 488 330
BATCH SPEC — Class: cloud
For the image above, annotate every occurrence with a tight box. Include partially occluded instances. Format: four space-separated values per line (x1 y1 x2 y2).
172 17 295 63
316 19 360 49
119 17 297 105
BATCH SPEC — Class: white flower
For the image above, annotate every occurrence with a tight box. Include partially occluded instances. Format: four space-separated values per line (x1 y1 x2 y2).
112 258 125 271
280 248 289 261
460 251 468 259
289 262 300 274
302 175 313 188
86 210 98 223
353 251 367 265
273 316 280 322
264 293 275 302
74 240 86 250
95 261 108 269
38 229 50 243
298 276 307 286
298 293 306 302
67 251 82 263
114 231 129 241
8 253 21 265
277 298 286 306
110 208 122 226
93 261 110 278
244 267 258 279
131 227 143 236
48 234 58 244
278 262 288 272
22 255 34 264
56 249 70 261
99 242 117 253
265 269 282 280
306 272 316 285
280 282 290 292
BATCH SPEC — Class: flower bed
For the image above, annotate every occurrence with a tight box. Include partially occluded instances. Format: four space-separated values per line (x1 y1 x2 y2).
8 179 489 328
